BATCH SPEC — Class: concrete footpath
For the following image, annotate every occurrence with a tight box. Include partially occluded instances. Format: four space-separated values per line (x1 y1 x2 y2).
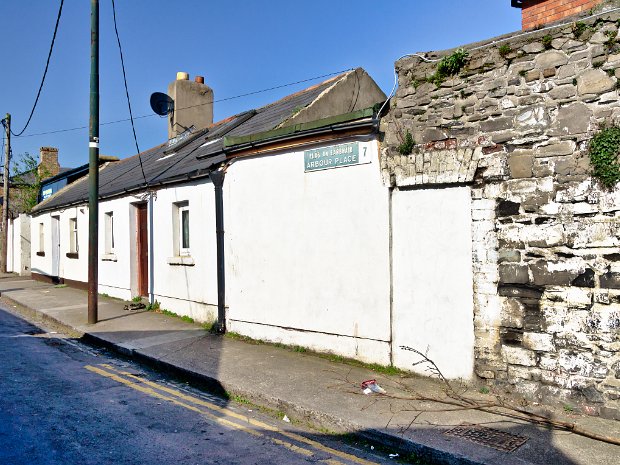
0 274 617 465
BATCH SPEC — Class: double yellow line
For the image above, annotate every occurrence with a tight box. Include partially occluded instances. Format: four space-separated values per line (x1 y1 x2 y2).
85 364 379 465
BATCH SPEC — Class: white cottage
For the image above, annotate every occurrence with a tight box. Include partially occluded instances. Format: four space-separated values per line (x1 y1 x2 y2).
29 69 423 368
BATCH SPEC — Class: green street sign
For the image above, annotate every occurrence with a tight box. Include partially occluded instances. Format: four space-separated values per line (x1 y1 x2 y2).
304 142 369 172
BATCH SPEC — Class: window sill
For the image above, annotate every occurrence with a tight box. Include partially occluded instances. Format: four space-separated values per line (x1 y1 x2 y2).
167 256 195 266
66 252 79 259
36 251 45 257
102 253 117 262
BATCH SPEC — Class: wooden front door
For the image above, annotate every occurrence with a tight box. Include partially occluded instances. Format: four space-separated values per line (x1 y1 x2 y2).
136 203 148 296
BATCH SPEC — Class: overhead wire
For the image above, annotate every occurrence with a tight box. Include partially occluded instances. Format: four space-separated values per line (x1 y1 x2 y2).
111 0 147 185
12 69 352 139
10 0 64 137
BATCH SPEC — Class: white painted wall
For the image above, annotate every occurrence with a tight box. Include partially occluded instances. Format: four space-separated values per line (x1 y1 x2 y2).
7 217 19 274
225 138 391 363
10 214 31 276
97 196 136 301
149 180 218 322
28 141 478 376
30 207 88 282
391 186 475 379
31 179 219 322
58 206 89 283
30 213 53 278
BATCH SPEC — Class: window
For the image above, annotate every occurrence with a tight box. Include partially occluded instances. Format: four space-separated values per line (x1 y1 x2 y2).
179 204 190 255
104 211 114 253
37 223 45 256
69 218 78 254
168 201 194 266
171 201 190 258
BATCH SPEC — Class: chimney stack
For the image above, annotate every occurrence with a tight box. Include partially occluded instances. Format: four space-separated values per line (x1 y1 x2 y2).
39 147 60 179
167 72 213 139
514 0 607 30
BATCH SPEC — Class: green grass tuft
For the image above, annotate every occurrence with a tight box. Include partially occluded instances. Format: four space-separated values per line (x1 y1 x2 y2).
224 332 407 376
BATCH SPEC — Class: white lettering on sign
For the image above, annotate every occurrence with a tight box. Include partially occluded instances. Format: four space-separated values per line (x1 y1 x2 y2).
304 142 370 172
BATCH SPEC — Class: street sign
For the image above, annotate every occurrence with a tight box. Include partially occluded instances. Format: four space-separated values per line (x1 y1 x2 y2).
304 142 370 172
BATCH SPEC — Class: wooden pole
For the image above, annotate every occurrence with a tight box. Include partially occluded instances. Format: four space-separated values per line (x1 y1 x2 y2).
87 0 99 323
1 113 11 273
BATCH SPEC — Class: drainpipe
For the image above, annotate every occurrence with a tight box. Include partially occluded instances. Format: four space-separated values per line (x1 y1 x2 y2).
388 185 394 366
148 191 155 305
210 169 226 333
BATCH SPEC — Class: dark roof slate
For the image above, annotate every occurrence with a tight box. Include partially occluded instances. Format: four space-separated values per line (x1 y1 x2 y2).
32 73 347 214
5 166 73 186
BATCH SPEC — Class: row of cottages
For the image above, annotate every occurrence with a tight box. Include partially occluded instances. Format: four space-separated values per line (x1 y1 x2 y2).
6 148 115 276
32 69 467 373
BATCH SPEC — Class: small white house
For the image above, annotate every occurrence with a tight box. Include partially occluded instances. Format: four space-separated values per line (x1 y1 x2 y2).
29 68 476 379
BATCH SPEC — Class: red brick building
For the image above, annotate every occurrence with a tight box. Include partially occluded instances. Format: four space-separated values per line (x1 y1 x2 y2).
512 0 605 29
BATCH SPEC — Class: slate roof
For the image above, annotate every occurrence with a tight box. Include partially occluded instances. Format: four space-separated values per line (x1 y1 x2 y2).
3 166 72 186
32 70 367 214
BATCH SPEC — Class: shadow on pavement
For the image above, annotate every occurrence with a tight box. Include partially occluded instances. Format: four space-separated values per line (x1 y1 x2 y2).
0 304 609 465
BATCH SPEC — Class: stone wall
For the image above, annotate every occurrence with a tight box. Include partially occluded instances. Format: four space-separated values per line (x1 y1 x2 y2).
381 10 620 418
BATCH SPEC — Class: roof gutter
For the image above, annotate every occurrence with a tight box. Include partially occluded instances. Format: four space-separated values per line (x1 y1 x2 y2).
217 107 378 157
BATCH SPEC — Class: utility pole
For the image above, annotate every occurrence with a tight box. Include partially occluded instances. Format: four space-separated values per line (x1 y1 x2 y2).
87 0 99 324
1 113 10 274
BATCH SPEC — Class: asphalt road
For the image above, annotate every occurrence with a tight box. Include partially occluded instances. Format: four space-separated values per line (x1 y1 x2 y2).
0 306 405 465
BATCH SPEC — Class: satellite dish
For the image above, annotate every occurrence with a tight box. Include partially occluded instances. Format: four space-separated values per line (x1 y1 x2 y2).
150 92 174 116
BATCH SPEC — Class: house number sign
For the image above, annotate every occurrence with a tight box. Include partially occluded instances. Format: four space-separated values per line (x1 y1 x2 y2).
304 142 371 172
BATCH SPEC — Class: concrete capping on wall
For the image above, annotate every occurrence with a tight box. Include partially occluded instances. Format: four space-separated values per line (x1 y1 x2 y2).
381 146 483 187
381 10 620 417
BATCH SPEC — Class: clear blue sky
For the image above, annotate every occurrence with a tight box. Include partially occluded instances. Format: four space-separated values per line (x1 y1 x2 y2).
0 1 521 169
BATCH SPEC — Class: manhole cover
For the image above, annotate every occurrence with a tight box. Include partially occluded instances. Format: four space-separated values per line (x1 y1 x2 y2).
444 423 528 452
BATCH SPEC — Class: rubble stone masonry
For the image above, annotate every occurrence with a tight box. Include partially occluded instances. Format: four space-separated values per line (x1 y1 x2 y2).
381 11 620 418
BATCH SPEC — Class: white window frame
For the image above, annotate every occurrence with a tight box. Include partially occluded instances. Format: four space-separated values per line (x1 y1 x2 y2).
104 211 115 254
69 217 78 254
179 204 190 256
38 223 44 253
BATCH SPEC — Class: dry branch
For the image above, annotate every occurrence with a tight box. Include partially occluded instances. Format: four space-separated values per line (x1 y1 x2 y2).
329 345 620 446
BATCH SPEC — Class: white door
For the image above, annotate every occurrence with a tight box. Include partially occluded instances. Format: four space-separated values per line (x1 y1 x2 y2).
51 215 60 278
391 186 475 379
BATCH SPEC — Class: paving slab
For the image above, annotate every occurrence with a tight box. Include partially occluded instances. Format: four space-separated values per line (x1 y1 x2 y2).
0 273 618 465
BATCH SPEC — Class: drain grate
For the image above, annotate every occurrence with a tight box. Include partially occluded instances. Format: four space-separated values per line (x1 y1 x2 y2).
444 423 528 452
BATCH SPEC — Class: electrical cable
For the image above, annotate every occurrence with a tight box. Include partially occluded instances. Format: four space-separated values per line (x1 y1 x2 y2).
111 0 147 186
10 0 64 137
13 69 352 139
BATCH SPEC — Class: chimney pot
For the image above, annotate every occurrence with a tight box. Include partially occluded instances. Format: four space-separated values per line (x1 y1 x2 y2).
195 76 204 84
176 72 189 81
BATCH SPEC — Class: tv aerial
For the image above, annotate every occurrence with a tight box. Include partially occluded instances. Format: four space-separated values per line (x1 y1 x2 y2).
149 92 174 117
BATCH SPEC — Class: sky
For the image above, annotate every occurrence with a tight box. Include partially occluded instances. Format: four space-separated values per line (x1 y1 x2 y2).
0 1 521 170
